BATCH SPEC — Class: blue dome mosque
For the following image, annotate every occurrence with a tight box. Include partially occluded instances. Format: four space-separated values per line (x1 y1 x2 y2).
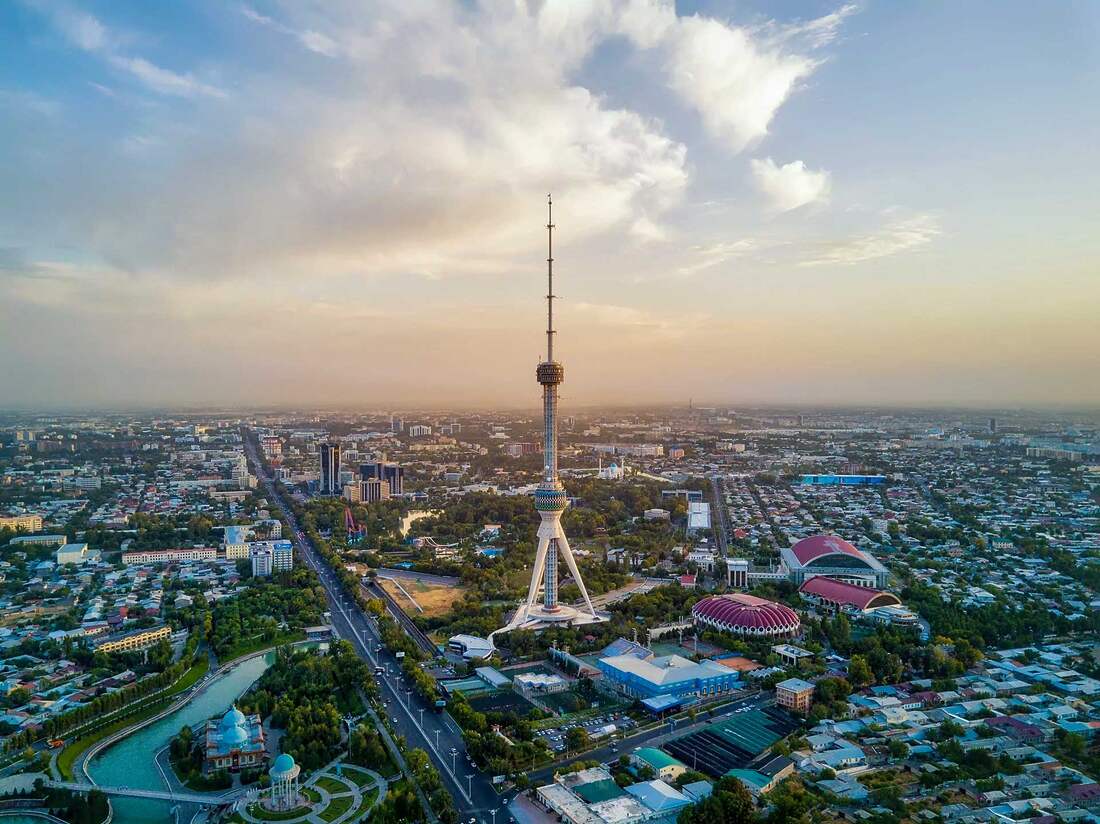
203 704 266 773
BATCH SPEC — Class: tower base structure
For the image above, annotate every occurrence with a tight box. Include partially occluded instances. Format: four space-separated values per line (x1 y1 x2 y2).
490 507 608 645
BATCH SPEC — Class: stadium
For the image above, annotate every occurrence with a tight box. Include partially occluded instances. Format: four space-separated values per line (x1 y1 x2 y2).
691 593 801 638
778 534 890 589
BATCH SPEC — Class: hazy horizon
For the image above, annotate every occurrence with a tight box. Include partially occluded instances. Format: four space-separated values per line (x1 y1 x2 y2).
3 1 1098 409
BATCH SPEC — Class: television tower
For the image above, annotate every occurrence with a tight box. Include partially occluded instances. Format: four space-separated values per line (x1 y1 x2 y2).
492 196 605 641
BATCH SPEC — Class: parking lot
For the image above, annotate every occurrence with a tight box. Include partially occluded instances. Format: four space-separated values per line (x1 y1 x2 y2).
534 712 638 753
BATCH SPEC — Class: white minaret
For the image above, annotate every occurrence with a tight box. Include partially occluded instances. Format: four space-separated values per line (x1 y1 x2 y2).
491 196 605 642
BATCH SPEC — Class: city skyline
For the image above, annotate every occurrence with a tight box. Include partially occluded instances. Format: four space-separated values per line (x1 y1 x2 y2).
2 1 1099 409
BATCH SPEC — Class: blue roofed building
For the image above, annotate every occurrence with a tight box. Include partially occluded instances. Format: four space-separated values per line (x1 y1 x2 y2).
624 779 692 814
597 653 739 701
204 705 266 772
600 638 653 659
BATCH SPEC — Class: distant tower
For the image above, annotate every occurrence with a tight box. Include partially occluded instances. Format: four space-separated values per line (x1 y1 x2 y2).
492 196 605 641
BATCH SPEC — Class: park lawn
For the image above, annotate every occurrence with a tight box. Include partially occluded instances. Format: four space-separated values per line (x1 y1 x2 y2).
348 786 379 821
315 775 349 794
218 631 305 664
302 787 322 803
319 794 354 822
249 803 313 821
339 766 374 788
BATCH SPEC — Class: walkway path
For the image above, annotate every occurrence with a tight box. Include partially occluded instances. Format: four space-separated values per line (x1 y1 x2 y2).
46 779 236 805
234 757 387 824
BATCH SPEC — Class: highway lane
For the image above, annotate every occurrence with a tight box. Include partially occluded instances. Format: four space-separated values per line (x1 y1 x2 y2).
242 434 504 823
709 474 731 559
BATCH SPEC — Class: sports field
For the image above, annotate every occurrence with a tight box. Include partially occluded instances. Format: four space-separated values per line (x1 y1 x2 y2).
380 578 466 617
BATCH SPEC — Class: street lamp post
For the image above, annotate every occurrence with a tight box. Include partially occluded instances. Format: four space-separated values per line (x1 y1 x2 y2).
466 774 473 797
419 707 425 727
491 808 498 824
434 729 441 750
451 751 457 773
406 689 412 708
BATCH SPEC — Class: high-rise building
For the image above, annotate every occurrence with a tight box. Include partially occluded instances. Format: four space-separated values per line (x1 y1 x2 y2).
989 417 998 434
319 442 341 495
250 540 294 577
360 478 390 502
492 196 606 643
359 462 403 496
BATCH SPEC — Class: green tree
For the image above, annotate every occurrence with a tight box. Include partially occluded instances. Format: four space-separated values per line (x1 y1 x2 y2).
847 654 873 687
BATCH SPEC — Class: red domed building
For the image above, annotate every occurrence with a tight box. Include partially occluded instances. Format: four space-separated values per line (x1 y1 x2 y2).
691 593 801 638
779 535 890 589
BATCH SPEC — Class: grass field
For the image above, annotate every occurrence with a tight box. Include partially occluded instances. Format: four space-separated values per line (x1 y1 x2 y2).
318 794 353 822
315 775 348 795
340 766 374 788
218 630 305 664
380 578 465 618
349 786 379 820
249 803 313 821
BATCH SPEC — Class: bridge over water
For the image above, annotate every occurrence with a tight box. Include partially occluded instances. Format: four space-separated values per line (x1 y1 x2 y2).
46 780 238 806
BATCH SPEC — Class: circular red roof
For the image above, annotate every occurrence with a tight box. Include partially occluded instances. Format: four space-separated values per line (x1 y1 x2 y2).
790 535 865 566
692 593 800 635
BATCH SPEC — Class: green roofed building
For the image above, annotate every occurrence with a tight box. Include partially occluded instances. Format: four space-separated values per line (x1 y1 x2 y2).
631 747 688 781
573 778 623 804
726 769 777 797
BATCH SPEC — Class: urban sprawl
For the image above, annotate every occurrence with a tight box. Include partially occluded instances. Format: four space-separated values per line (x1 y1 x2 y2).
0 406 1097 824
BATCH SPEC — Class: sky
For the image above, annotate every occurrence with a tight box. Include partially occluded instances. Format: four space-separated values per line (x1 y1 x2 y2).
1 0 1098 411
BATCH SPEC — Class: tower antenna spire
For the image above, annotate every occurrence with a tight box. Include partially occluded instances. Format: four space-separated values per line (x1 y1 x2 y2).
547 193 555 362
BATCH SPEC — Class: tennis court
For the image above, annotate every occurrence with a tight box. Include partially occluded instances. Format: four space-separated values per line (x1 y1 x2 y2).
468 690 538 715
440 676 495 698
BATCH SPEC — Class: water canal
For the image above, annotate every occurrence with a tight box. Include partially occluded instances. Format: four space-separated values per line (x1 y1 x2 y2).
87 651 275 823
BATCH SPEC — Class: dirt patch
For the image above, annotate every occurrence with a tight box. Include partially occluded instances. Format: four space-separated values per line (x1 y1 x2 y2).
379 578 465 618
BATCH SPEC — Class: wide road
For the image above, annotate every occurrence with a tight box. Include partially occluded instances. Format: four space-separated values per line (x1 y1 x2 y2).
709 474 730 558
242 433 504 823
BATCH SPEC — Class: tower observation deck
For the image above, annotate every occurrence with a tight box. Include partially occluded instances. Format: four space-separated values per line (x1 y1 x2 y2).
490 196 607 642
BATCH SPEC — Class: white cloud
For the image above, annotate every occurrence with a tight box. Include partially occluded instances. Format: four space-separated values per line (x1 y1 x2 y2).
676 239 757 277
106 56 226 99
751 157 831 213
240 5 340 57
574 301 707 339
661 17 816 153
800 214 941 266
30 0 226 99
767 3 860 49
9 0 853 298
609 2 855 153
